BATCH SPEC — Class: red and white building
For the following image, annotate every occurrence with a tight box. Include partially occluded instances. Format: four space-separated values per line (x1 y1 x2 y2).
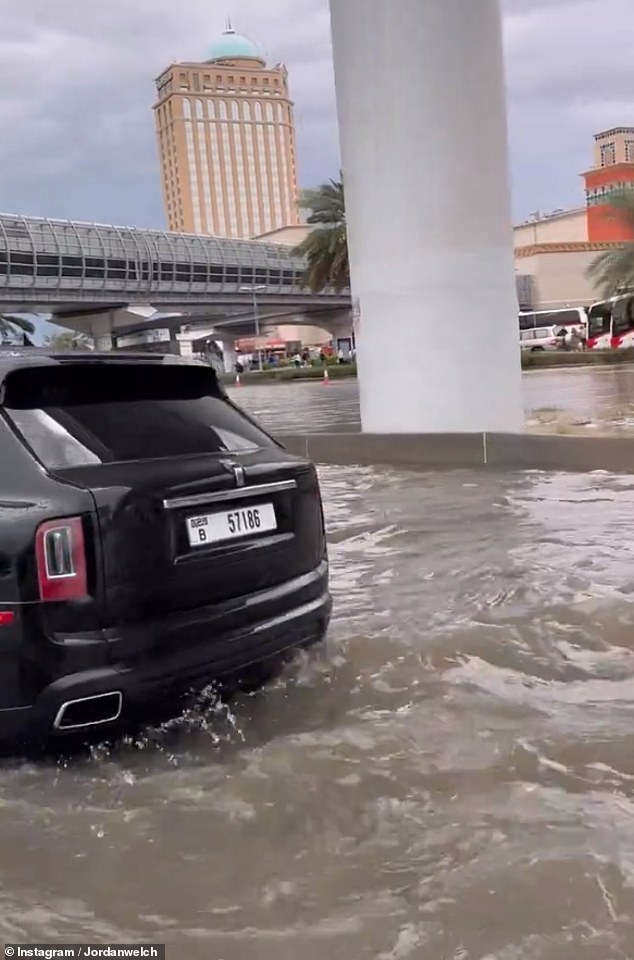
514 128 634 310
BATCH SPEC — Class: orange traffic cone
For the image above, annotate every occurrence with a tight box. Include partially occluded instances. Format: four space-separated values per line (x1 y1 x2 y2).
322 367 330 385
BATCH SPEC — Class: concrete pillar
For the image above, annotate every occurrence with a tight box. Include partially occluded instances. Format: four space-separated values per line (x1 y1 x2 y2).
93 333 113 351
325 310 355 349
221 339 237 374
328 0 523 433
89 310 115 352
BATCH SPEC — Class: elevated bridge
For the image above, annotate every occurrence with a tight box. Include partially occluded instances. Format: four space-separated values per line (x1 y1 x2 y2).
0 212 351 345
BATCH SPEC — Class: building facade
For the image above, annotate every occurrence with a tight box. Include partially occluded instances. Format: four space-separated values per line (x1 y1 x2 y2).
513 208 587 248
512 127 634 309
154 22 300 239
582 128 634 242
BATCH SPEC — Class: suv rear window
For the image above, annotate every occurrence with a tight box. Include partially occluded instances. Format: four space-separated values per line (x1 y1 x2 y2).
2 362 274 468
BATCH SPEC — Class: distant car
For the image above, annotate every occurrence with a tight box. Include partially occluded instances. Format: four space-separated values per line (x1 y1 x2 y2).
0 351 331 747
519 325 565 352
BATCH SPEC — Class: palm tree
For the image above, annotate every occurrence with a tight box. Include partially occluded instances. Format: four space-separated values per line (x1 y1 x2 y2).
44 330 93 351
0 314 36 345
587 189 634 296
292 176 349 293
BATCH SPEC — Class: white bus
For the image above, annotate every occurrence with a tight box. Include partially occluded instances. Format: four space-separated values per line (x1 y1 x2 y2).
518 307 587 333
586 294 634 350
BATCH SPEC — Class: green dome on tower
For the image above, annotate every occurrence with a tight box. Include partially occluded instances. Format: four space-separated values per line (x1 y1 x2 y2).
207 20 265 64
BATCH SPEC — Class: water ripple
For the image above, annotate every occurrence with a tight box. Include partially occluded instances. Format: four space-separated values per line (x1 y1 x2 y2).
1 462 634 956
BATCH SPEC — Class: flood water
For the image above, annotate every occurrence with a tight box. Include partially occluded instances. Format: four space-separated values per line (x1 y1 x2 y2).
3 460 634 957
227 363 634 434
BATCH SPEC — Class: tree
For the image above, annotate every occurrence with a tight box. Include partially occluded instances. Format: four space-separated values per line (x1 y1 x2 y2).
587 189 634 297
0 314 35 345
292 176 349 293
44 330 93 351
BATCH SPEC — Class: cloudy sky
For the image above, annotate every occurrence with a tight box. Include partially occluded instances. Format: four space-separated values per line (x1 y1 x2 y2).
0 0 631 232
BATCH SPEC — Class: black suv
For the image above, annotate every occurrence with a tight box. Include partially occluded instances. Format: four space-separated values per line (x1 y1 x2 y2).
0 351 331 746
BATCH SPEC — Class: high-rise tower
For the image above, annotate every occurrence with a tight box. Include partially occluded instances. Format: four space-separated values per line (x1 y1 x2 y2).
154 21 300 238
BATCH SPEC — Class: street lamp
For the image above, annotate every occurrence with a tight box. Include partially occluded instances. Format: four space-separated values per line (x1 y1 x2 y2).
239 284 267 372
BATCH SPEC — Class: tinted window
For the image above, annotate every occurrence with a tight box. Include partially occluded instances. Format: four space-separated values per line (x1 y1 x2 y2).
8 397 273 469
539 310 581 327
588 305 612 336
3 363 274 468
613 297 634 335
519 309 583 330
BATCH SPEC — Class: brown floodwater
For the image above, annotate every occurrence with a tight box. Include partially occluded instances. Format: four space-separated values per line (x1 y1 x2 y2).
2 456 634 957
227 363 634 434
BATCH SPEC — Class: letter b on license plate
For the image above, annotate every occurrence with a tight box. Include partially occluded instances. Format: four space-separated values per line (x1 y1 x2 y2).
186 502 277 547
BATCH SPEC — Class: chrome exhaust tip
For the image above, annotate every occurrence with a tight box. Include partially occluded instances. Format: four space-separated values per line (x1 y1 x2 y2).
53 691 123 731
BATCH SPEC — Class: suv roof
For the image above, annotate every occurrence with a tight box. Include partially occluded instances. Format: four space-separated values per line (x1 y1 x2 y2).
0 349 204 383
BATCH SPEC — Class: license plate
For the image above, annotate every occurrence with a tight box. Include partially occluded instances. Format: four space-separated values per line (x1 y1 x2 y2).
186 502 277 547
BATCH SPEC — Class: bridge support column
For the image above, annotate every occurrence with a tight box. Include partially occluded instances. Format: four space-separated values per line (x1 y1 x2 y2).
323 310 355 351
93 333 113 351
329 0 523 433
86 310 116 352
221 339 237 374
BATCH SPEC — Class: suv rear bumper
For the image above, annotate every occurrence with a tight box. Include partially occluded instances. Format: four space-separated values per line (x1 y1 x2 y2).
0 563 331 746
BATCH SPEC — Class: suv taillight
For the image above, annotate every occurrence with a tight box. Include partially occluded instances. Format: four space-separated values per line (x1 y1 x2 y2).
35 517 88 602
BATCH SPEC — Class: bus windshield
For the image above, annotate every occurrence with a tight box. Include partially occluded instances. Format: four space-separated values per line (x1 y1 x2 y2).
587 294 634 347
587 303 612 338
612 296 634 336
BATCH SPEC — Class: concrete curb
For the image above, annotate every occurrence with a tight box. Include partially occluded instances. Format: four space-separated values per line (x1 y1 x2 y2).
276 432 634 473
